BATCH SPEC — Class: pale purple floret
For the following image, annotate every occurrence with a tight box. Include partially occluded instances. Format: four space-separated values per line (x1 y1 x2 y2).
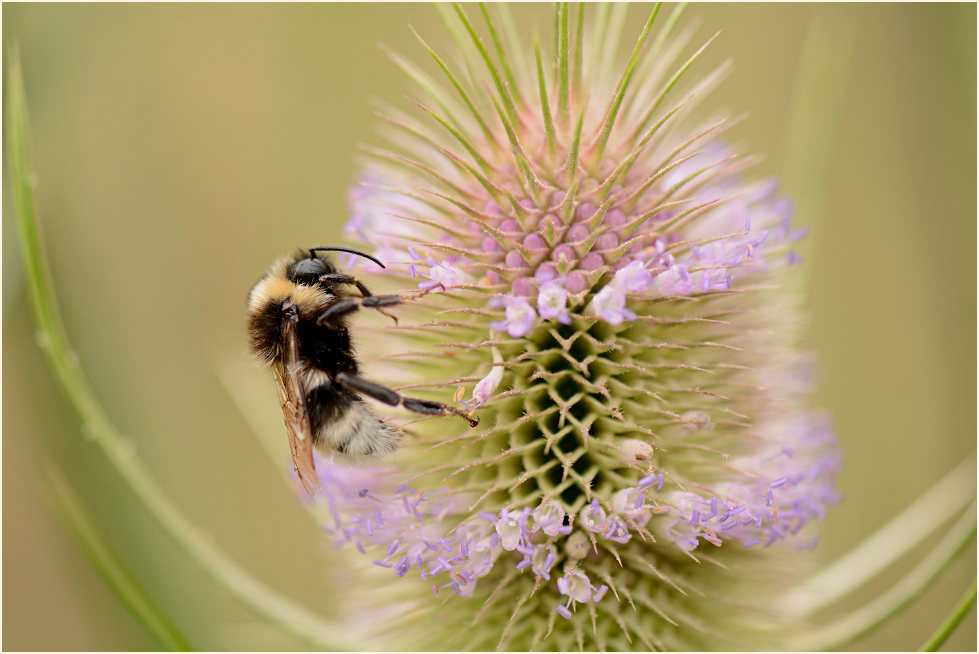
589 285 636 325
491 296 536 337
602 514 632 543
611 488 652 526
555 570 610 620
579 499 607 532
531 545 558 579
470 363 503 408
496 507 532 551
537 281 572 324
533 501 572 536
613 260 654 293
648 263 694 298
688 266 732 294
558 570 594 602
420 259 469 291
638 472 664 490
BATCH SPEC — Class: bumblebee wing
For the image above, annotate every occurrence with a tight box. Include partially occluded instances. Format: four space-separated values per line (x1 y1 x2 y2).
272 319 320 497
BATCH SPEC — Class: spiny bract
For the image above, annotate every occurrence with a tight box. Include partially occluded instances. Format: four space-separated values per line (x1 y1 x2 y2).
309 4 840 651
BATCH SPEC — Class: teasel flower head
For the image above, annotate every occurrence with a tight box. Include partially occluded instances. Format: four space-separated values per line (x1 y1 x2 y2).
312 4 841 650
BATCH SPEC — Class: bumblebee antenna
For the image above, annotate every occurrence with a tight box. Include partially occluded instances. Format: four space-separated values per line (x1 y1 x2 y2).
309 246 386 269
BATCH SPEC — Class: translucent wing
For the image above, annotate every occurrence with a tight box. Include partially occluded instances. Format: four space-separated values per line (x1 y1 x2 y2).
272 318 320 497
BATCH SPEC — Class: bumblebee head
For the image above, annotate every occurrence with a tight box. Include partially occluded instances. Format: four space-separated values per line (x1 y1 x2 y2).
288 255 331 286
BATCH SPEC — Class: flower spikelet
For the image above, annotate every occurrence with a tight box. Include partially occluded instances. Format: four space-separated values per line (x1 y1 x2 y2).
317 4 840 650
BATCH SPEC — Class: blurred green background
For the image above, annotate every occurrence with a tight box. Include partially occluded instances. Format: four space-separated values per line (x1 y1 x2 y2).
3 3 975 650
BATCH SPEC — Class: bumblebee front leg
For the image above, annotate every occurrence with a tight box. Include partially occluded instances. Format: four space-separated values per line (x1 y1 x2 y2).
334 372 479 428
316 294 404 326
318 273 373 299
318 273 400 324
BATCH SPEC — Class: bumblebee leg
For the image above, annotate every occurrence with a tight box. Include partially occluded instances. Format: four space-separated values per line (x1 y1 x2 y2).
317 294 404 326
334 372 400 405
335 372 479 428
352 278 401 324
318 273 358 286
318 272 406 325
319 273 402 324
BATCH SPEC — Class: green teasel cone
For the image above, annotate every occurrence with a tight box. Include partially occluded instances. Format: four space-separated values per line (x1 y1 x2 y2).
309 4 841 650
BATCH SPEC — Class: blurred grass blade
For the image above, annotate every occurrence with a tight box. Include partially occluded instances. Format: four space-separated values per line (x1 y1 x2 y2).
921 579 977 652
44 465 193 651
783 453 977 617
6 49 70 354
791 504 976 650
781 8 853 271
5 52 362 651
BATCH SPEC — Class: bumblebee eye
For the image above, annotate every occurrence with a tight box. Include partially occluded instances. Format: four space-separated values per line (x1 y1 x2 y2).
289 258 328 285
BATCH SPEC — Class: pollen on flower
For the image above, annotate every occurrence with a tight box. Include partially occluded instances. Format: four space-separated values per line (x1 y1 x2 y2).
314 4 841 651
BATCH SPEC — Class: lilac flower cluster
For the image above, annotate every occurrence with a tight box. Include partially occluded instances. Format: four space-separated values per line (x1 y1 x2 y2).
315 457 619 614
347 145 803 346
312 423 838 622
654 420 841 551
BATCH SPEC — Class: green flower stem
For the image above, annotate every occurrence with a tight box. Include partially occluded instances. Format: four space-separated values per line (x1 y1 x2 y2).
921 579 977 652
210 360 287 465
783 453 977 617
790 504 977 651
5 53 361 652
781 8 853 273
43 466 193 651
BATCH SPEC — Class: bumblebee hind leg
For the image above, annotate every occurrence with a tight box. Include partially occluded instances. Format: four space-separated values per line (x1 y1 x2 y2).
335 372 479 428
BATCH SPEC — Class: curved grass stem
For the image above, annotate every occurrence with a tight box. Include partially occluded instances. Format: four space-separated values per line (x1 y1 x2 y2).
790 504 976 651
43 466 193 651
920 579 977 651
781 7 853 282
783 452 977 618
6 51 362 652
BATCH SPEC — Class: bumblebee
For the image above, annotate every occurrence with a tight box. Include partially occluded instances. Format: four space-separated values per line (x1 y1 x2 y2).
247 246 478 496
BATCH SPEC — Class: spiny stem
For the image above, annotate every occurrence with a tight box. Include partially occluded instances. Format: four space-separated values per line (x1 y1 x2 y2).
592 4 661 162
572 2 584 97
565 105 585 179
630 30 720 146
453 2 520 128
534 39 557 155
496 4 530 91
407 29 497 146
411 98 495 175
479 3 523 107
6 53 363 652
557 1 570 122
597 3 628 89
647 2 686 61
